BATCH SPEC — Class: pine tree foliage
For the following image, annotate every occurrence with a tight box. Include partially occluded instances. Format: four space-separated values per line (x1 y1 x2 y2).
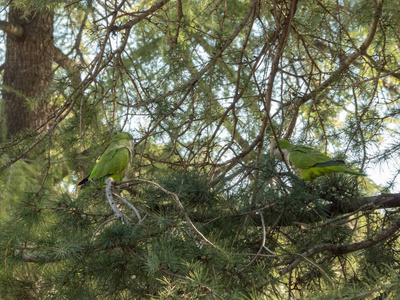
1 0 400 298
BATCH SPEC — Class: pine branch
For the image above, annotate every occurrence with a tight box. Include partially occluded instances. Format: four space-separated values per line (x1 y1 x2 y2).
279 214 400 275
187 193 400 227
119 0 258 110
118 178 222 251
291 0 383 108
37 205 113 218
109 0 171 31
326 193 400 215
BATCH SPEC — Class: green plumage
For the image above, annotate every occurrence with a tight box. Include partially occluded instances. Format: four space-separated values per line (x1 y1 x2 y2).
79 132 133 187
270 139 366 181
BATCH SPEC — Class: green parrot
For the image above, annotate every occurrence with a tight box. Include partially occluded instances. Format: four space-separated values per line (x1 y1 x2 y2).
269 139 366 181
78 132 133 188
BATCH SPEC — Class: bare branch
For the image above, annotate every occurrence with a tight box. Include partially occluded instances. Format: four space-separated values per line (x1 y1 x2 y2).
53 46 79 72
105 177 126 221
113 192 142 223
264 0 299 115
0 20 24 37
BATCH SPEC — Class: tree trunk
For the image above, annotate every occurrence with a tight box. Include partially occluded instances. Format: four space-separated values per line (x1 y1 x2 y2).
1 8 54 138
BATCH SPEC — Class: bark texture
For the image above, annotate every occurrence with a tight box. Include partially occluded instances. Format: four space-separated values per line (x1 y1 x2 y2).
2 8 54 138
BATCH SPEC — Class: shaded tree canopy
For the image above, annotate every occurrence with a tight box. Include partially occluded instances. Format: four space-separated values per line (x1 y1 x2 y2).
1 0 400 298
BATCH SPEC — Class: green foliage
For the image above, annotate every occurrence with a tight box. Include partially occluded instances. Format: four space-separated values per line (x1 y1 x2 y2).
2 0 400 298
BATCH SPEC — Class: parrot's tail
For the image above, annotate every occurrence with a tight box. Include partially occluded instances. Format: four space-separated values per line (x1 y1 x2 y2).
313 160 366 177
78 174 113 189
78 176 90 188
343 169 366 176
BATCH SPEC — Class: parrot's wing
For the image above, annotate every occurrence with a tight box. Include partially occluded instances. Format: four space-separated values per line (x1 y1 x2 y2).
89 146 131 181
289 145 332 169
312 160 345 168
78 133 133 188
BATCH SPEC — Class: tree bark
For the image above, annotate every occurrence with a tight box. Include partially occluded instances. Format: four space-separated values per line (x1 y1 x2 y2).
1 8 54 138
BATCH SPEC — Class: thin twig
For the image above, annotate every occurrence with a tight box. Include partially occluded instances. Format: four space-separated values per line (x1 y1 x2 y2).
248 210 267 266
91 216 120 242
